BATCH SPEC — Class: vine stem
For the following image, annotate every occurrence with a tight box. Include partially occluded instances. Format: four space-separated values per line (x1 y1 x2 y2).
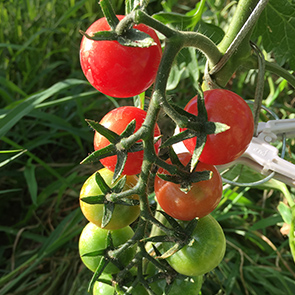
212 0 269 75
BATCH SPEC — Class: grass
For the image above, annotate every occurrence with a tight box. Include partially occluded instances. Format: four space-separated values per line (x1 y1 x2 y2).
1 0 295 294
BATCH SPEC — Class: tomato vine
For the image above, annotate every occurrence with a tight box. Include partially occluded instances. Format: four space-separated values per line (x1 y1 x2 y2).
77 0 295 294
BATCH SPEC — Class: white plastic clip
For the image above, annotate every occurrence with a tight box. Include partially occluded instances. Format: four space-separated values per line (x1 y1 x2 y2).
257 119 295 143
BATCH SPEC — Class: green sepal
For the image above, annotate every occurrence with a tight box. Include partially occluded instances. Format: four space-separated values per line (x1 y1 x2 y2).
114 198 140 206
157 242 184 259
80 144 116 165
160 129 199 148
80 195 106 204
100 0 119 30
141 235 173 243
80 30 117 41
189 170 212 183
118 28 157 48
112 175 127 193
86 119 121 144
157 173 183 184
191 133 206 172
121 119 136 138
81 249 106 257
102 202 115 228
158 210 184 234
95 171 111 195
113 151 128 183
204 121 230 135
168 147 185 168
88 256 109 293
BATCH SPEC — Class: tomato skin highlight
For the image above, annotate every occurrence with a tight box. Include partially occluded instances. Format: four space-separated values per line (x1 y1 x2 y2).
80 15 162 98
79 168 139 230
155 153 222 221
180 89 254 165
162 215 226 277
94 106 161 175
79 222 136 274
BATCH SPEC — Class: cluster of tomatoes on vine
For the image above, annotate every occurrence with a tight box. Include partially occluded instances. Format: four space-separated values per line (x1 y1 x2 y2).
77 10 254 295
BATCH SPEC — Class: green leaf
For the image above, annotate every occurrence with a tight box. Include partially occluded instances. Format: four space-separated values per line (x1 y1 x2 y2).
253 0 295 68
23 159 38 206
102 202 115 228
152 0 206 31
196 20 225 44
0 79 86 139
277 202 293 224
118 29 157 48
249 214 283 231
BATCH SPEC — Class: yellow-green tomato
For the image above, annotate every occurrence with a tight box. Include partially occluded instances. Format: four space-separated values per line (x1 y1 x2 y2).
162 214 226 276
79 222 136 274
79 168 139 230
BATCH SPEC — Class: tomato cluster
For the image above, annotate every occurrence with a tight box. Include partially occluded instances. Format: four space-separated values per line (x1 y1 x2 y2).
78 12 254 295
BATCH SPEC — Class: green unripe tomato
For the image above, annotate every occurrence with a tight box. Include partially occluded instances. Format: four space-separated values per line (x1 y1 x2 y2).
162 214 226 276
79 222 136 274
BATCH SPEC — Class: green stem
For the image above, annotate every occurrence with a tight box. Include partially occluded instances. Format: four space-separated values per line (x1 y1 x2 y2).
212 0 268 87
217 0 260 54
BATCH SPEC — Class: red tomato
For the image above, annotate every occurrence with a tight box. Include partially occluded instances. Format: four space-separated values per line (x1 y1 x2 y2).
154 153 222 221
94 106 161 175
180 89 254 165
80 15 162 98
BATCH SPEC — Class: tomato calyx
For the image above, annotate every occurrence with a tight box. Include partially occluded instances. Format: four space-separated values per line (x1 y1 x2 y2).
156 148 212 192
161 103 229 171
80 171 139 228
84 231 129 289
81 119 144 181
81 0 157 49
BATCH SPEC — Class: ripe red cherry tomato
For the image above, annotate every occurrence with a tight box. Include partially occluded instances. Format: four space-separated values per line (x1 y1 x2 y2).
155 152 222 221
80 15 162 98
180 89 254 165
94 106 161 175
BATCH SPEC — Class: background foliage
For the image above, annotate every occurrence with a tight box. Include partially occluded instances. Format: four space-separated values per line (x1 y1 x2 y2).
1 0 295 294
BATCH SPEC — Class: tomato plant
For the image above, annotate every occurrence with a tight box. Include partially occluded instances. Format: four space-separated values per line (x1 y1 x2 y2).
162 214 226 277
93 106 161 175
79 222 136 274
80 15 162 98
180 89 254 165
155 152 223 220
79 168 140 230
